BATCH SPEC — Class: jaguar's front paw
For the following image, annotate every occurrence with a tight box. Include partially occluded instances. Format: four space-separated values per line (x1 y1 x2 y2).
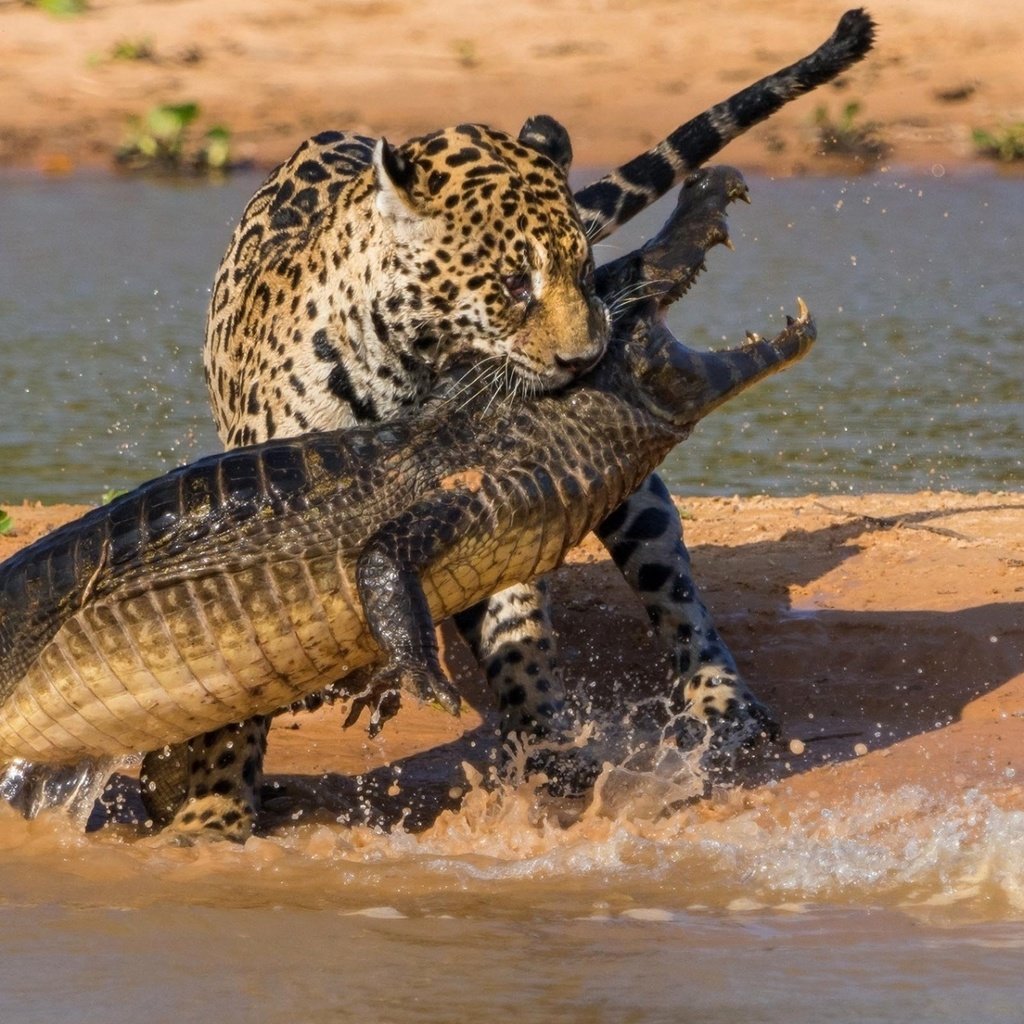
683 669 781 770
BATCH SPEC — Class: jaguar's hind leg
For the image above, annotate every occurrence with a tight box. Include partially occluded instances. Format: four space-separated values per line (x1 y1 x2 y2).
140 718 269 843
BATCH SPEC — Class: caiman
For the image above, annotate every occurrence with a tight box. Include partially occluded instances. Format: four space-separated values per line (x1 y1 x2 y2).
0 167 815 805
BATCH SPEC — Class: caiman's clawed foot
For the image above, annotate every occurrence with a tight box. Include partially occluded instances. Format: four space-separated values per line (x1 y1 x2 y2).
343 660 461 733
340 665 404 738
383 662 461 717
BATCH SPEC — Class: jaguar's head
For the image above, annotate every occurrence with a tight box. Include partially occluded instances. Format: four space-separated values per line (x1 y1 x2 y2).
371 121 609 393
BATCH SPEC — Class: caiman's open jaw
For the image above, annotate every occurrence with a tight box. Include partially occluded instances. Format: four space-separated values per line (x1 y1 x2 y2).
592 164 816 427
630 298 816 428
593 164 751 346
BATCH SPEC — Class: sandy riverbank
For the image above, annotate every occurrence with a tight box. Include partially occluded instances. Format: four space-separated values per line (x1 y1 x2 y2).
3 0 1022 175
2 492 1022 833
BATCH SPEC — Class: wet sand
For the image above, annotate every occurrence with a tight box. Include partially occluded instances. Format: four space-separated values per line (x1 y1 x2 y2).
3 491 1022 844
3 0 1023 175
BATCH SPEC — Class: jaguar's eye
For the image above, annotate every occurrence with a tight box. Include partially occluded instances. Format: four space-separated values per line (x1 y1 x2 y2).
502 272 533 305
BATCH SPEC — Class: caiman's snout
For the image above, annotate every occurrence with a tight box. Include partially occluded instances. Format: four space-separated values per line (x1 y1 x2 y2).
633 298 816 426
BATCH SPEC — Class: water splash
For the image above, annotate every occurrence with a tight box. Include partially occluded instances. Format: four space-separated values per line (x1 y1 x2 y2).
0 757 122 827
0 736 1021 923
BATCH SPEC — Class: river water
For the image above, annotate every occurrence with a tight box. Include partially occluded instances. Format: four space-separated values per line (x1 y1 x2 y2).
0 169 1021 504
1 771 1023 1023
0 169 1023 1022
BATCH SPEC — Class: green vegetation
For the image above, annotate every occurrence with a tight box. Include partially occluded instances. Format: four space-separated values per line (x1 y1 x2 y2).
198 125 232 170
118 101 199 167
110 37 155 62
28 0 88 15
813 101 889 166
100 488 129 505
116 102 235 175
0 510 12 536
972 124 1024 163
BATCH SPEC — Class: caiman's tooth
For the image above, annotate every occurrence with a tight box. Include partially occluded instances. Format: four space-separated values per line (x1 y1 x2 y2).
797 296 809 320
722 235 736 252
745 330 762 344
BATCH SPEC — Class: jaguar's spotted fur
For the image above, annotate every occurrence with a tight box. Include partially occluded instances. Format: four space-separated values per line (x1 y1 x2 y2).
142 10 875 840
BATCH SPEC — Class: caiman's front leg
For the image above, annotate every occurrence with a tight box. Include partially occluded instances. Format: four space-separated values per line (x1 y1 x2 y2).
355 500 475 719
361 494 600 795
138 499 471 841
596 473 779 764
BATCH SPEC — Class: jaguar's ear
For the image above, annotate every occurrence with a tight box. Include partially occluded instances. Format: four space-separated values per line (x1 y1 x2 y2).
373 138 423 222
518 115 573 176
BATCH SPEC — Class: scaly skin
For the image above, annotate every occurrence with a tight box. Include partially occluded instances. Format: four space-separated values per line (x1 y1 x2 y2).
0 169 815 783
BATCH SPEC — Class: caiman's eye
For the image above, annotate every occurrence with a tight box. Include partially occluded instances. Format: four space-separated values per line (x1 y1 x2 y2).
502 272 533 305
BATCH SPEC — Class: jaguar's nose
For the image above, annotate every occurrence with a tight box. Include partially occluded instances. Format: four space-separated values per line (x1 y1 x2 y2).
555 349 603 377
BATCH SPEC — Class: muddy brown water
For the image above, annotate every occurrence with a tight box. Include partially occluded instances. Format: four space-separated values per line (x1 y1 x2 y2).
1 770 1023 1023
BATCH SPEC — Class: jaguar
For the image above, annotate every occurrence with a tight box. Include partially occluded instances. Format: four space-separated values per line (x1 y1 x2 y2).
141 10 875 840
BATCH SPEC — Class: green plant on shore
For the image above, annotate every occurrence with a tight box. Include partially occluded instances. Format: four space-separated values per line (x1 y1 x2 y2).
0 510 13 536
28 0 88 15
813 100 889 166
100 488 129 506
116 102 235 175
119 101 198 167
111 37 155 62
198 125 232 170
972 124 1024 163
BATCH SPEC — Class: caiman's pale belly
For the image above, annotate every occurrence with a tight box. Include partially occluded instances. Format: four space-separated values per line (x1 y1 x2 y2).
0 504 564 764
0 552 372 762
